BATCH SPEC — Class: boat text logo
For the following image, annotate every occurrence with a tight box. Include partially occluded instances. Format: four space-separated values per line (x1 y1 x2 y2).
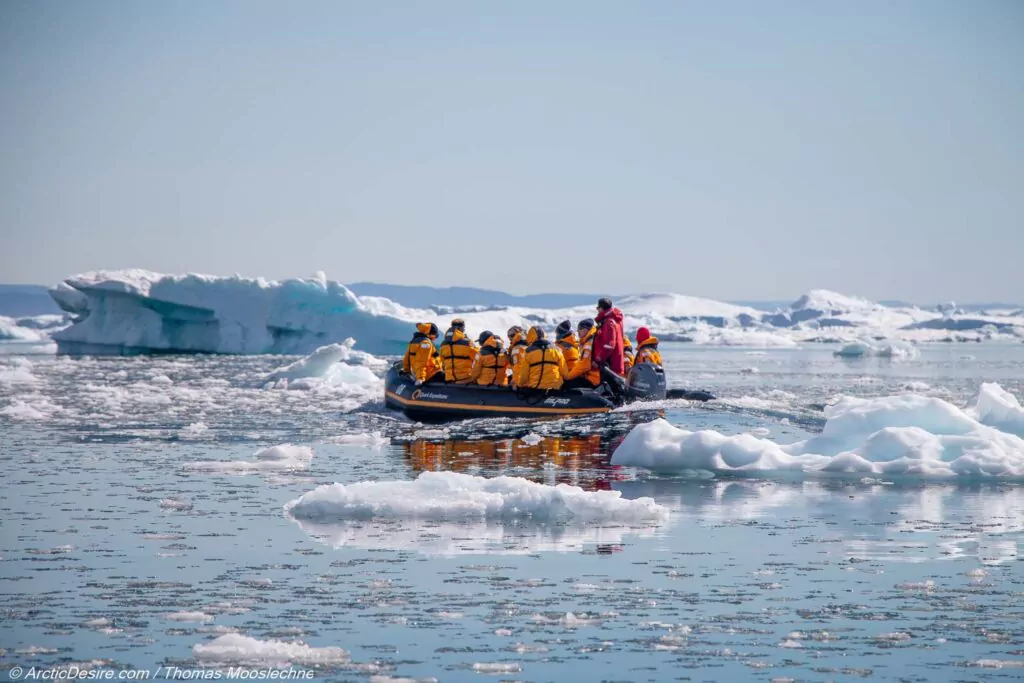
411 389 448 401
542 397 572 406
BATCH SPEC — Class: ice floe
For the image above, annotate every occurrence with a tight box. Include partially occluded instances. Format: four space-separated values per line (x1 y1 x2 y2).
186 444 314 474
192 634 350 666
612 384 1024 478
284 471 668 523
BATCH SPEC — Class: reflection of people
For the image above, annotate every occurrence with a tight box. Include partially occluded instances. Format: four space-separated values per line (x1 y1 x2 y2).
468 331 509 386
402 433 617 491
402 322 443 384
439 318 479 384
593 297 625 375
516 327 570 390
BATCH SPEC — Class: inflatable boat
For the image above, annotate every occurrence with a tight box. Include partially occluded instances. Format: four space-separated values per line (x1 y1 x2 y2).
384 363 713 422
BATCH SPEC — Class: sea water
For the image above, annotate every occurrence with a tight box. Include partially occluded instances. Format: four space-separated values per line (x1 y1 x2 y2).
1 343 1022 681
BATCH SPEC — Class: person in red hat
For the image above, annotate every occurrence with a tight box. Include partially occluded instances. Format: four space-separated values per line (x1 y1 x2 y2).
633 327 663 366
592 297 625 375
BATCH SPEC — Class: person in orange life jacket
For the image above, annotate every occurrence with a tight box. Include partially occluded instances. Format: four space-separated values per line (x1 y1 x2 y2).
554 320 580 373
468 331 509 387
439 318 479 383
402 322 444 385
634 327 663 366
515 326 570 390
506 326 529 387
562 319 602 389
623 336 635 373
592 297 625 375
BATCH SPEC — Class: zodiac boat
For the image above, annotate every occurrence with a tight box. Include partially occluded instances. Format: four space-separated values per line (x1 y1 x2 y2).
384 363 712 422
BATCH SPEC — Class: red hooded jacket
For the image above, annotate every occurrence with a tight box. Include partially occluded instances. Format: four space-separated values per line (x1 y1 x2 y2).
592 307 625 375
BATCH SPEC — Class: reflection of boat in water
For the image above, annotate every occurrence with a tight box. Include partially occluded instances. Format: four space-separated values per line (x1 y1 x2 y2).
385 362 714 422
402 432 635 491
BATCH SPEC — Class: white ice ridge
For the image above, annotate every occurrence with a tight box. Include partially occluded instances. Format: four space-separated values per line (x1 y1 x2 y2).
612 384 1024 478
186 444 313 473
44 269 1024 356
284 471 668 523
192 634 350 666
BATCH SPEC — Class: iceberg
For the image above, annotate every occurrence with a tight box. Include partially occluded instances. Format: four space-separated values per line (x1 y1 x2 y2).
612 384 1024 478
49 270 414 356
43 269 1024 355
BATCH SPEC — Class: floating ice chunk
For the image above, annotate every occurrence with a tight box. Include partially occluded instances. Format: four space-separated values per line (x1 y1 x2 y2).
284 471 668 524
835 340 919 359
965 383 1024 437
186 445 313 474
0 357 38 384
613 385 1024 478
329 432 388 448
192 634 349 666
167 611 214 623
471 662 522 674
521 433 543 446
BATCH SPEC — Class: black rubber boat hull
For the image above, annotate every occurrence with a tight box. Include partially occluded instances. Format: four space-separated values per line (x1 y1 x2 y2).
385 366 616 421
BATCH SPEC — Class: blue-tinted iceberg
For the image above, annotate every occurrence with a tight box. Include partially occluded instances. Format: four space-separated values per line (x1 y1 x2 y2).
49 270 414 356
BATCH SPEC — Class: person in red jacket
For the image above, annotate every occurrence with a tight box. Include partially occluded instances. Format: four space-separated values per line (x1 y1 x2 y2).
592 297 625 375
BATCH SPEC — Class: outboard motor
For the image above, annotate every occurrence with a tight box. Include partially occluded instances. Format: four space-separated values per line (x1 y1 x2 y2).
626 363 668 401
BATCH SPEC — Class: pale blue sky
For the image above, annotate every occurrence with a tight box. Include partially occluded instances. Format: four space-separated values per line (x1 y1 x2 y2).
1 1 1021 302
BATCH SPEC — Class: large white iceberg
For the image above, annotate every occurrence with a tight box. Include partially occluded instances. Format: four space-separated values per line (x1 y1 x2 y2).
612 384 1024 478
49 270 414 356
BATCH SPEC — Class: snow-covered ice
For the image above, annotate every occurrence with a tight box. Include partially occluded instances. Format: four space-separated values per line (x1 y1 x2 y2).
192 634 350 666
612 384 1024 478
284 471 668 523
41 269 1024 355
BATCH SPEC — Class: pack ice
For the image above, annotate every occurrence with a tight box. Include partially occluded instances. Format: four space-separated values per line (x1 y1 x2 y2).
612 383 1024 478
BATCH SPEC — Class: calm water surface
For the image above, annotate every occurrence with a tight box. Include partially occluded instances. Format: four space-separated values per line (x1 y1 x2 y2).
1 343 1022 681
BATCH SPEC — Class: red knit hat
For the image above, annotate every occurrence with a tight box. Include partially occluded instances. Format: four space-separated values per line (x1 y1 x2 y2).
636 327 651 344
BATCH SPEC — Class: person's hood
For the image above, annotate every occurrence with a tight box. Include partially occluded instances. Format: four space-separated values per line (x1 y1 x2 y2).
638 336 660 349
557 331 577 345
445 328 467 342
415 322 438 338
623 336 633 349
481 335 503 350
596 307 623 325
579 328 596 345
526 326 546 345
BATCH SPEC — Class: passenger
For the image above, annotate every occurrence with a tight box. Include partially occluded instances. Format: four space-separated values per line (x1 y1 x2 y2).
623 336 635 373
593 297 625 375
468 331 509 387
562 319 602 389
555 320 580 372
516 326 570 390
439 318 479 384
402 322 444 385
506 325 529 386
634 327 663 366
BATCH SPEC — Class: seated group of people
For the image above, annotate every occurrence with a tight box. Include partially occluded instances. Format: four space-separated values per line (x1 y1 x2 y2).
401 297 663 391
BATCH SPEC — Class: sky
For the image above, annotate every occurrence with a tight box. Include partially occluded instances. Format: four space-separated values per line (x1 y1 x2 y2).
1 1 1022 302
